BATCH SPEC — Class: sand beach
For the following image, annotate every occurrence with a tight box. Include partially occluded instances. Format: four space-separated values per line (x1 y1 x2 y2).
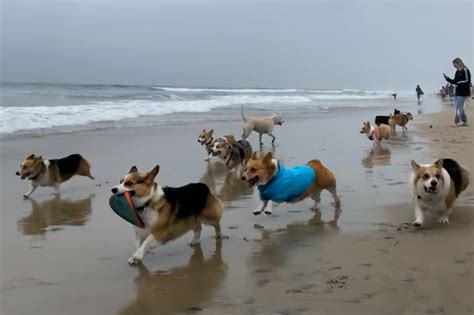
1 100 473 315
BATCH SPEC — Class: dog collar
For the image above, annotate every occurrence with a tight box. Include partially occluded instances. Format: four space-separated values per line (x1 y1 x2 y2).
135 200 151 212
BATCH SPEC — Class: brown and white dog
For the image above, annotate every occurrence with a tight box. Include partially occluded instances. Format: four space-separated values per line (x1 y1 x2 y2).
360 121 390 144
111 165 223 265
16 154 94 198
241 105 284 145
197 129 236 161
410 158 469 226
388 112 413 131
241 152 340 215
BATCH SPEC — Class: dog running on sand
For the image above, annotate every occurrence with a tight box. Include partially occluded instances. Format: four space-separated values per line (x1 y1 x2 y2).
16 154 94 198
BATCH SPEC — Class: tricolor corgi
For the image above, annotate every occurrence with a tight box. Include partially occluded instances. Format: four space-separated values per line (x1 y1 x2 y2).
241 152 340 216
16 154 94 198
410 158 469 226
111 165 223 265
197 129 236 161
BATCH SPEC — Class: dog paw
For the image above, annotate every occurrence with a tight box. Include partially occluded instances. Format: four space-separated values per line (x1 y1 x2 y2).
253 209 263 216
412 221 422 227
128 254 143 265
437 217 450 224
264 210 273 215
22 194 29 199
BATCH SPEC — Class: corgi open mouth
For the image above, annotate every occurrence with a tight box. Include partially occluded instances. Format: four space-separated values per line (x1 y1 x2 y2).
424 187 438 194
247 177 259 188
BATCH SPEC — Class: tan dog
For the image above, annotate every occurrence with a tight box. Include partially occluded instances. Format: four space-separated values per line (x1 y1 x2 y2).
111 165 223 264
388 112 413 131
241 105 284 145
16 154 94 198
241 152 340 215
359 121 390 144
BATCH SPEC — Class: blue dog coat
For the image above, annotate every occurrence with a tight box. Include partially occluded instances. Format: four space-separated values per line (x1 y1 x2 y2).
258 163 315 203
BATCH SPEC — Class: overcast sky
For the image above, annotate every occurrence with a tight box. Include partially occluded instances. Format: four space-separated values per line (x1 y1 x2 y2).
1 0 472 90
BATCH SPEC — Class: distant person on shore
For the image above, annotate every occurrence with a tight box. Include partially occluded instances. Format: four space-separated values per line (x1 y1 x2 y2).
391 93 397 100
444 57 471 127
416 85 424 102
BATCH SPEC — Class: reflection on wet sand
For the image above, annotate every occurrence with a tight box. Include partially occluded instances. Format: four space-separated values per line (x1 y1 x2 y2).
361 144 391 169
119 240 226 315
200 161 253 203
17 194 94 235
250 207 341 271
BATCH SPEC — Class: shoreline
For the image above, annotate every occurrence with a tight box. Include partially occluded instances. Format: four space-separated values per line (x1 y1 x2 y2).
1 102 473 315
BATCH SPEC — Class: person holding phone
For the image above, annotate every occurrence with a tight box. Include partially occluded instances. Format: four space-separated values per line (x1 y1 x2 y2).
444 57 471 127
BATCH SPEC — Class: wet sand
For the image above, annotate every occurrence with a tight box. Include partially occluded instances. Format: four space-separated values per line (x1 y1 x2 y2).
1 104 473 315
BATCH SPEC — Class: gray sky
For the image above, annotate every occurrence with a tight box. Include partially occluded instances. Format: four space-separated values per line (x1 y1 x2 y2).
1 0 472 90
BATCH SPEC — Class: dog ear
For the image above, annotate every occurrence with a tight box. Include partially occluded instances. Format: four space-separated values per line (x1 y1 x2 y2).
37 156 43 160
251 152 257 160
410 160 420 171
146 165 160 182
129 166 138 173
434 159 443 169
262 152 273 164
26 154 35 159
209 129 214 133
202 129 206 132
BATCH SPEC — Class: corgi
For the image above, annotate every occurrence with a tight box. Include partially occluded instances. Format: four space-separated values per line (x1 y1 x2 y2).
375 108 401 126
197 129 236 161
360 121 390 144
410 158 469 226
16 154 94 198
388 112 413 131
241 152 340 216
111 165 223 265
212 138 253 172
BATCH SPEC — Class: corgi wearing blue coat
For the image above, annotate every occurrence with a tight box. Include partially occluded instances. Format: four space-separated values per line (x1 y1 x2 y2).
241 152 340 215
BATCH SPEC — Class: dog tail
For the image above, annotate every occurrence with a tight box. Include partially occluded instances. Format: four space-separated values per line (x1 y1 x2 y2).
241 104 246 123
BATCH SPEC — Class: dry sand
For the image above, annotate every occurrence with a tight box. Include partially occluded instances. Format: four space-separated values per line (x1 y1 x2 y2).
0 105 473 315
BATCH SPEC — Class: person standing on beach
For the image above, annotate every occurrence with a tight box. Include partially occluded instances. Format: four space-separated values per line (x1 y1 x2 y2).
416 85 424 102
444 57 471 127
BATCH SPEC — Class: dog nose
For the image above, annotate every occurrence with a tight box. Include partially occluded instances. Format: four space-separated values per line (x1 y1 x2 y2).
240 176 246 181
15 171 20 176
111 187 118 194
430 180 438 187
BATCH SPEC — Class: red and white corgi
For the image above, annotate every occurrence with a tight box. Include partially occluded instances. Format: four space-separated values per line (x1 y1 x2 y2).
410 158 469 226
241 152 340 216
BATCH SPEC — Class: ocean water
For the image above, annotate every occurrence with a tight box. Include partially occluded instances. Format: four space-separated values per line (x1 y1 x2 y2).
0 82 431 137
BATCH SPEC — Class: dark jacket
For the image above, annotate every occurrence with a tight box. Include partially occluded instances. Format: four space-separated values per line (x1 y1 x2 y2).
445 67 471 97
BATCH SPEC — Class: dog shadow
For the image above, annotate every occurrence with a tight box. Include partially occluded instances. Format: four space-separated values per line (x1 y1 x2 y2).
361 144 391 169
249 207 341 272
17 194 94 236
200 162 254 204
119 240 226 315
